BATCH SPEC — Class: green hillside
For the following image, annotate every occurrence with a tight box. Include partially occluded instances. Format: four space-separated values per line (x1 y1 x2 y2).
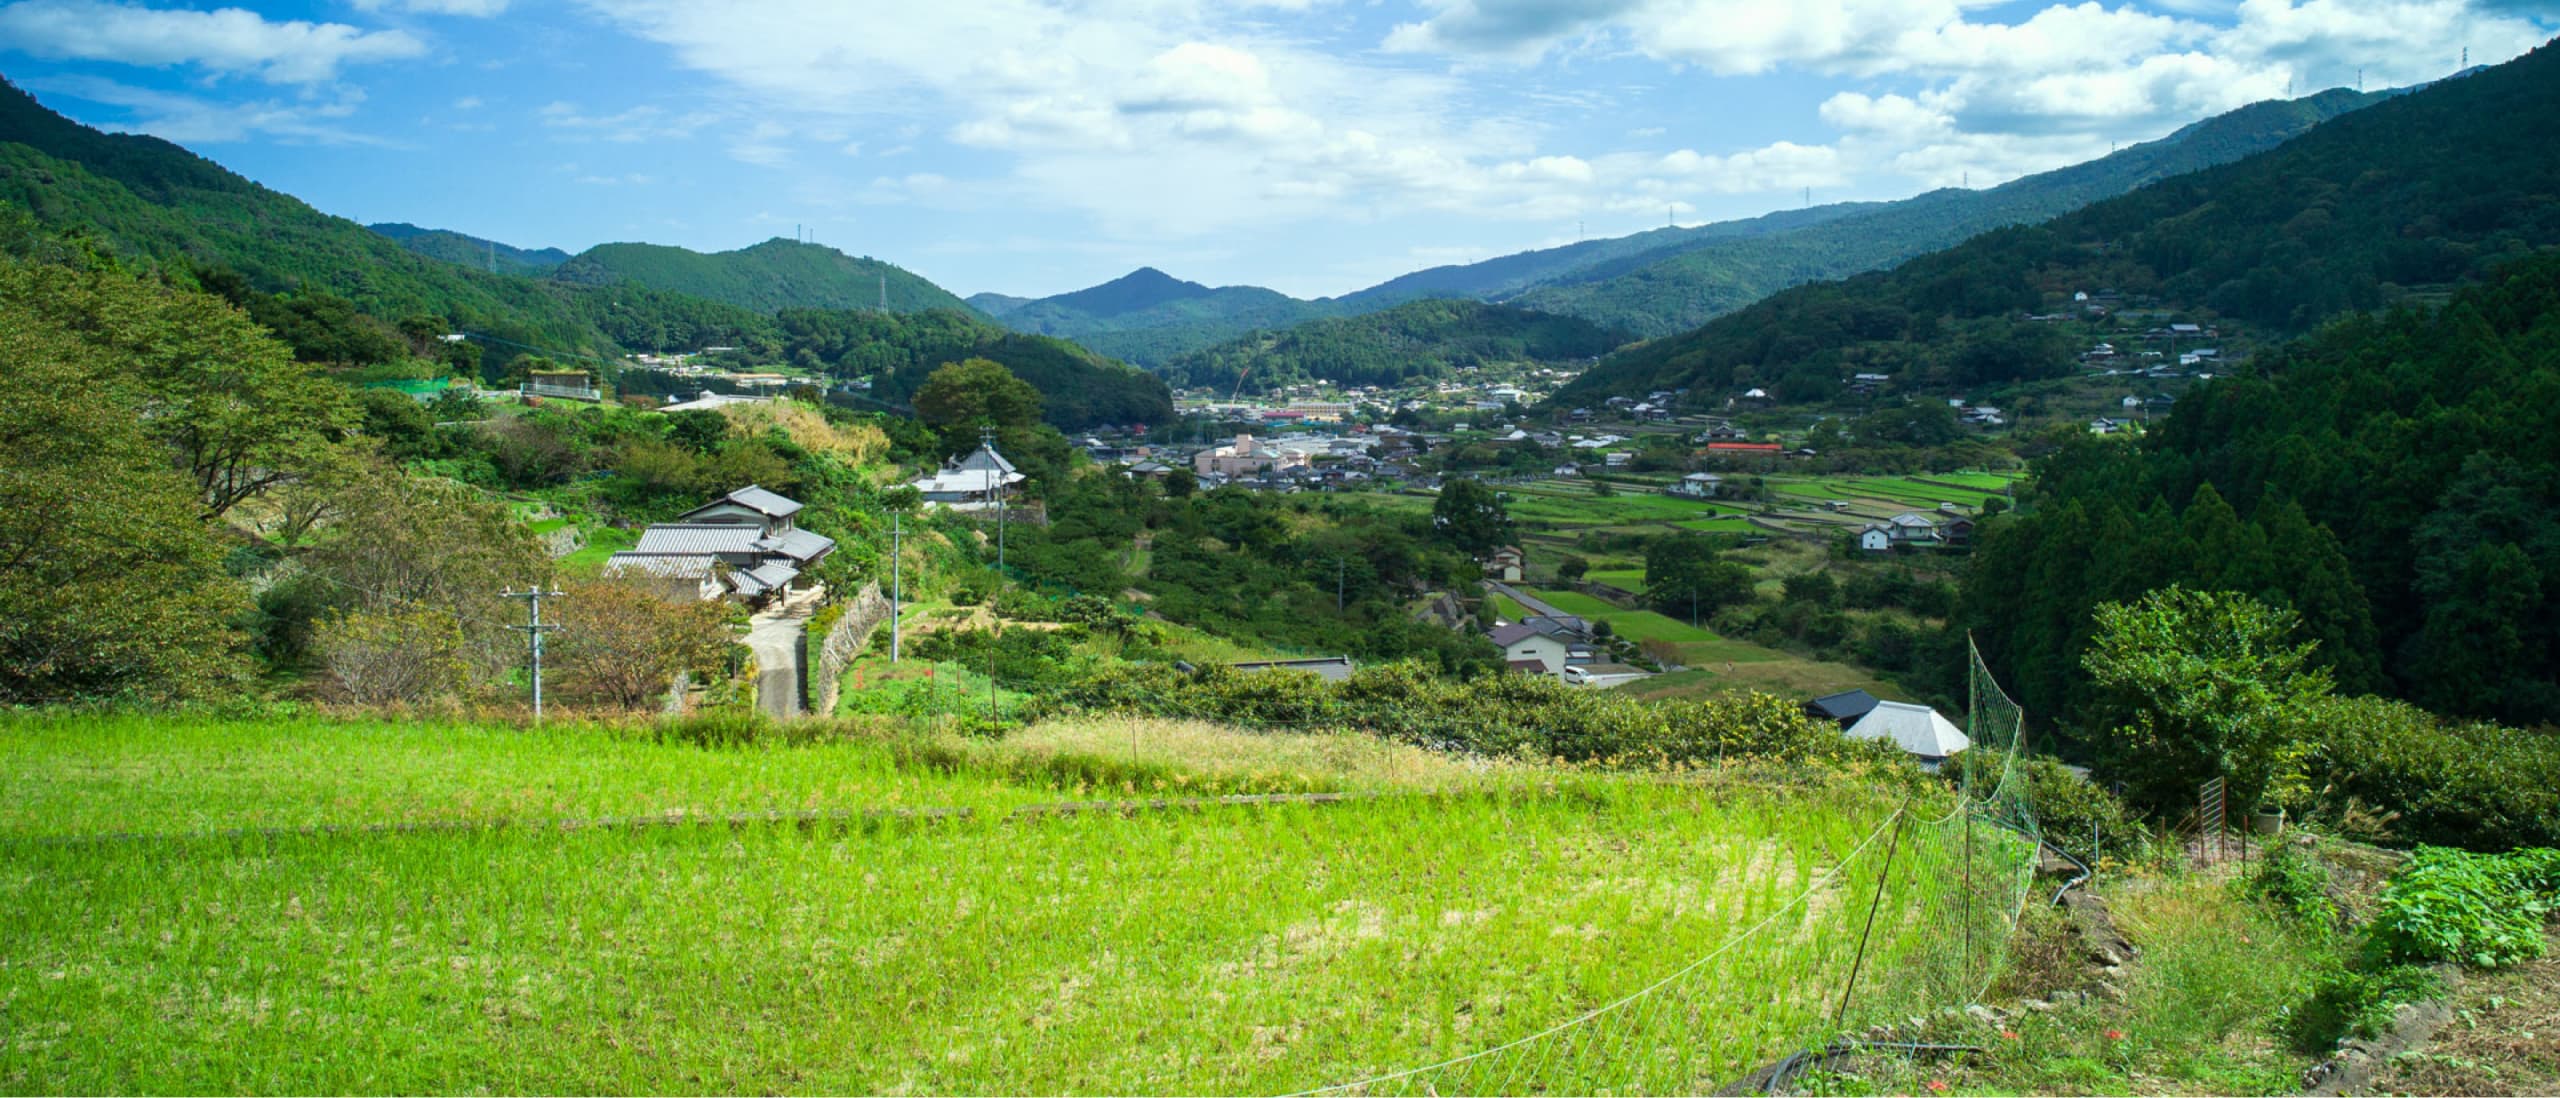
1556 48 2560 405
370 222 570 275
0 78 767 358
1513 88 2391 337
1340 202 1883 309
554 238 975 315
1965 248 2560 775
983 267 1345 365
1158 299 1627 392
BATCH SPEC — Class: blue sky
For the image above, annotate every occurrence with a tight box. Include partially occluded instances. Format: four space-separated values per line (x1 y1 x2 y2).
3 0 2553 299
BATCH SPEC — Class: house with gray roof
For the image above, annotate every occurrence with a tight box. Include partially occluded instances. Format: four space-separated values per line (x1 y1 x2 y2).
1844 701 1971 768
606 485 834 605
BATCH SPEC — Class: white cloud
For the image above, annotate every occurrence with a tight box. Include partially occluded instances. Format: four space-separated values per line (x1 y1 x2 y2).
30 74 390 143
0 0 425 83
538 100 718 142
452 95 483 110
1655 141 1846 192
352 0 511 14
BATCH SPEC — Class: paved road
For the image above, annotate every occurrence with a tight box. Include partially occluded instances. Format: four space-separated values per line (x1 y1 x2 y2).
743 593 819 719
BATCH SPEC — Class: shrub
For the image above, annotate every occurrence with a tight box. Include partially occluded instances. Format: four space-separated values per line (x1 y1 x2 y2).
2287 965 2443 1051
314 607 466 705
2368 846 2559 968
1034 661 1909 770
2305 695 2560 851
1945 751 2141 865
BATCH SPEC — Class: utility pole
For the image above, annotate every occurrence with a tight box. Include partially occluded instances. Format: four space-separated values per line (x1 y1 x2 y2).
503 583 564 722
982 425 1007 573
890 511 903 662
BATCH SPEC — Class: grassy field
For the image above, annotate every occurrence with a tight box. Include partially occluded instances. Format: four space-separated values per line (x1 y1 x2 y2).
0 714 2027 1094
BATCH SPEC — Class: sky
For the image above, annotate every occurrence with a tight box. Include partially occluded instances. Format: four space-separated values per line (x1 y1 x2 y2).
2 0 2554 299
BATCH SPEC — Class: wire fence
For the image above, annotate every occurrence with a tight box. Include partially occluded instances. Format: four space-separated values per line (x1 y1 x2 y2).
1263 636 2044 1095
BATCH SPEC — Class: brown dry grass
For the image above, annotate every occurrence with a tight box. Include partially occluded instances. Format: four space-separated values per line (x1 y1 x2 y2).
2367 925 2560 1097
999 717 1531 792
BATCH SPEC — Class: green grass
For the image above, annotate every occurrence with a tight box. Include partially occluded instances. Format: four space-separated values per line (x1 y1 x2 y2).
0 713 1070 837
557 523 639 574
0 714 2035 1094
1527 588 1718 644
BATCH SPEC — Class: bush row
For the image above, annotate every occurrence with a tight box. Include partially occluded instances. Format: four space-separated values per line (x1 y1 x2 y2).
1030 661 1912 771
2305 695 2560 851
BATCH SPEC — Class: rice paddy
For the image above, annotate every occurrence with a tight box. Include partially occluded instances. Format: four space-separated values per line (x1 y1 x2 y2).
0 713 2034 1094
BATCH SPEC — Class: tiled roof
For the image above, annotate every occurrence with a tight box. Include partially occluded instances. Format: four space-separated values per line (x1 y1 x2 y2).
1846 701 1972 758
635 524 764 555
754 527 836 562
721 485 803 518
952 444 1019 475
603 552 717 579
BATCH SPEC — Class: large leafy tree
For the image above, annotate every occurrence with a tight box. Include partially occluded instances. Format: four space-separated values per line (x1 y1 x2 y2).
0 265 247 702
2081 586 2331 815
912 357 1045 429
0 255 356 517
1430 478 1514 557
1646 534 1754 626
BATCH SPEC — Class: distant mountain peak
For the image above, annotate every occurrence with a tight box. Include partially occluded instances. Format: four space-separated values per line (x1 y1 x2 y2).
1045 267 1216 317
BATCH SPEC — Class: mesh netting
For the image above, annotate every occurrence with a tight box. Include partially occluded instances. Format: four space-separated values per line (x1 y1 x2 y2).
1291 637 2044 1096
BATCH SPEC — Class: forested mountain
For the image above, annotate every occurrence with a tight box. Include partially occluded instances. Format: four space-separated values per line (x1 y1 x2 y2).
1158 300 1625 393
1555 45 2560 405
0 78 769 357
1341 203 1884 310
552 239 972 315
771 308 1173 429
966 291 1034 316
0 80 1164 428
370 222 570 275
979 267 1343 365
1511 88 2390 337
1963 249 2560 751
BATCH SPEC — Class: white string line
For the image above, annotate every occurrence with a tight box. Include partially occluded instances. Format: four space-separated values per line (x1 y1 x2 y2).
1289 804 1910 1097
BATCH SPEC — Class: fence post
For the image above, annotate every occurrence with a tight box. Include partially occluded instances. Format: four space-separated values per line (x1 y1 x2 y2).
1836 803 1913 1026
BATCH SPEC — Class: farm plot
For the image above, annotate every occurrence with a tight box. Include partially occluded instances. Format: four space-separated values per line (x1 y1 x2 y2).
0 724 2029 1095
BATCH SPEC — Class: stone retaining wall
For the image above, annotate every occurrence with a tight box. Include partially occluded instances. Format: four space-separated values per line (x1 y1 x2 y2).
809 582 892 717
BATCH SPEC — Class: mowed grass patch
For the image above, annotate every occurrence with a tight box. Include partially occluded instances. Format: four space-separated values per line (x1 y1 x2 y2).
1528 588 1719 644
0 777 1996 1094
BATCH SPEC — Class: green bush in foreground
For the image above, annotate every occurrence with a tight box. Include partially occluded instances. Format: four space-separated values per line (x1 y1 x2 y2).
2368 845 2560 968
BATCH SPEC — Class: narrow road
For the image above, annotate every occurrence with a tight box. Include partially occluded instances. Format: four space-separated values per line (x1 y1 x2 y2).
743 590 820 719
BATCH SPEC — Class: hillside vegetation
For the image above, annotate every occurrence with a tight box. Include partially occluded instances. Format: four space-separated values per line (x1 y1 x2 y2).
982 266 1344 365
370 222 570 275
1157 298 1625 392
0 79 767 358
1965 250 2560 737
1557 46 2560 404
554 238 974 314
1517 88 2388 338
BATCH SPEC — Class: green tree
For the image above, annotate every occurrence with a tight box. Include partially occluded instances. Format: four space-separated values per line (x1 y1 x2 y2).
1558 555 1591 582
913 357 1044 429
2 257 357 517
0 281 247 702
1431 478 1515 556
2081 586 2332 815
1647 534 1754 625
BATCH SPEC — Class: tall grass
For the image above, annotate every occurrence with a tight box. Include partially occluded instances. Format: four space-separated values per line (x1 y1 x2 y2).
0 715 2035 1094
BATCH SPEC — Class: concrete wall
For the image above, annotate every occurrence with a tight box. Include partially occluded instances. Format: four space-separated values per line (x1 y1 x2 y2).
809 582 893 718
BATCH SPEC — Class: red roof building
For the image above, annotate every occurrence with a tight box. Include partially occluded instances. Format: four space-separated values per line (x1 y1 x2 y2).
1704 441 1785 454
